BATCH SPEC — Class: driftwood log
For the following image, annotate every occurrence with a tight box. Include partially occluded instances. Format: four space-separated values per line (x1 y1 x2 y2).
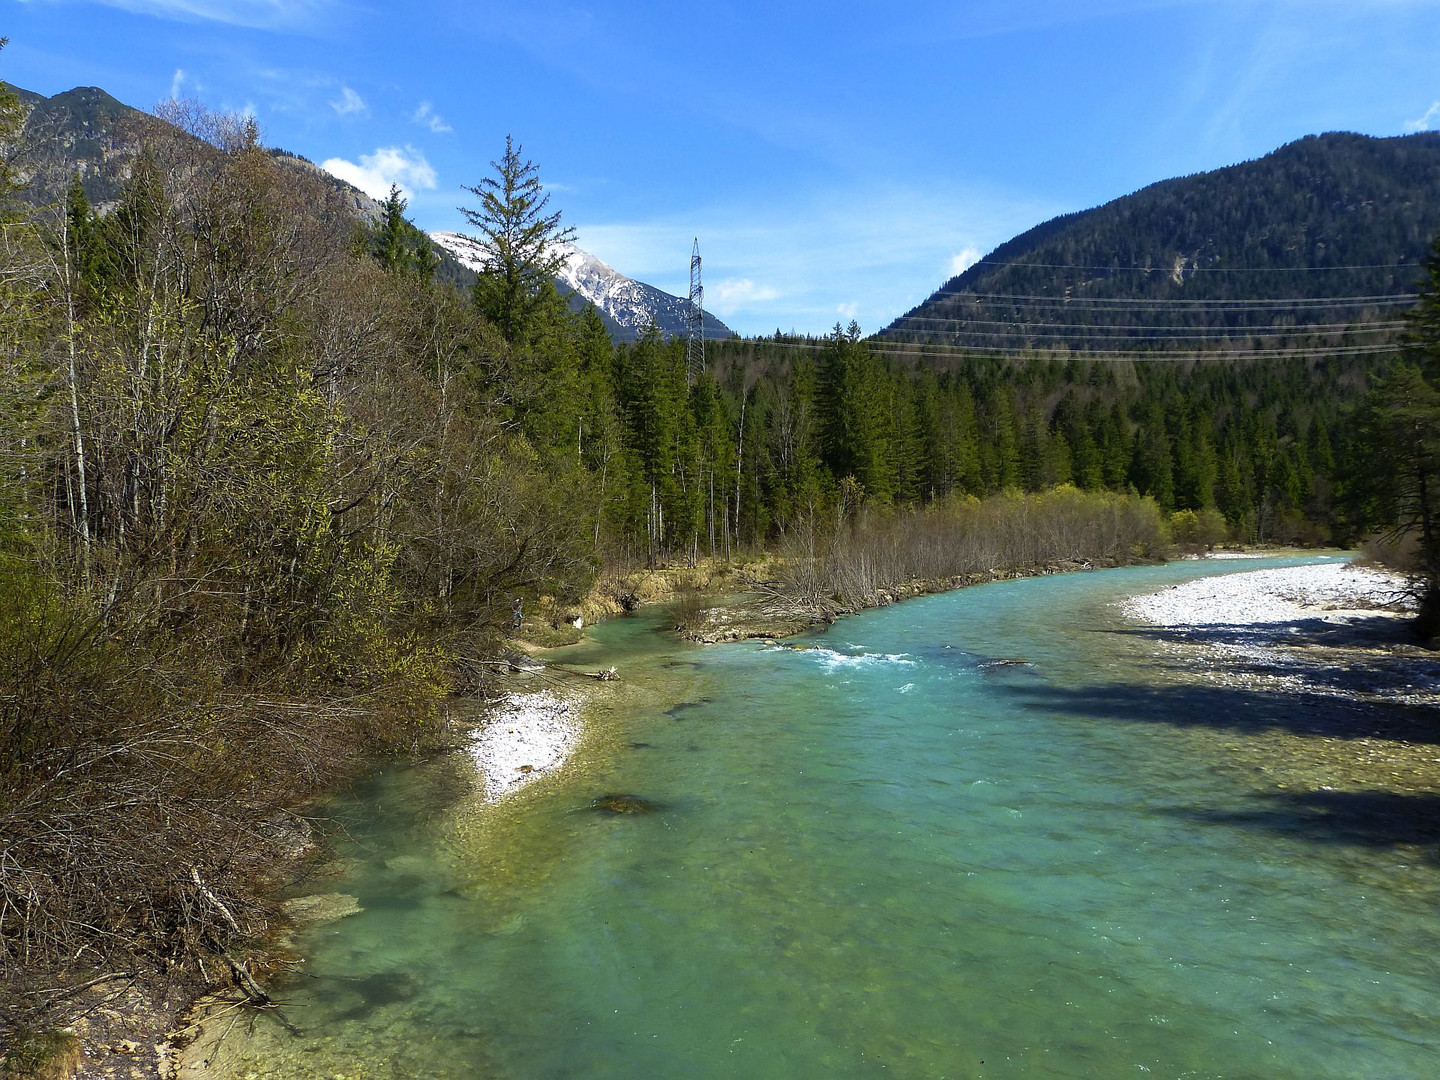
190 867 272 1007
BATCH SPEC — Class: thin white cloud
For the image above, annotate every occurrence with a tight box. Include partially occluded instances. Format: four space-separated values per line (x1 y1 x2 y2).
321 145 437 201
710 278 782 316
949 248 982 278
1406 101 1440 132
331 86 366 116
73 0 334 30
169 67 186 99
412 101 452 134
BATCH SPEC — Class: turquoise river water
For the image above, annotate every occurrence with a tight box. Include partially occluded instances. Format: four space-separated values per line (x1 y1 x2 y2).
214 557 1440 1080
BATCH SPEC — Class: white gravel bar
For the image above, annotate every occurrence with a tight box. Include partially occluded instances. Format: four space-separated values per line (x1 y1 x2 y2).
1121 560 1410 628
469 691 581 802
1117 559 1440 705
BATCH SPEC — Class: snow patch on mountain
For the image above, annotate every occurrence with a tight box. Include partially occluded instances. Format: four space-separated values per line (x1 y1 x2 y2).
430 230 732 343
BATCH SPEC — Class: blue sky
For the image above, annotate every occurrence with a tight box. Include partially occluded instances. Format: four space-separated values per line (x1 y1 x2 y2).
6 0 1440 336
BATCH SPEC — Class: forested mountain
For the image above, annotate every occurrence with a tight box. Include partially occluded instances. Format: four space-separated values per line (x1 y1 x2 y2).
7 84 143 209
3 83 731 345
882 132 1440 357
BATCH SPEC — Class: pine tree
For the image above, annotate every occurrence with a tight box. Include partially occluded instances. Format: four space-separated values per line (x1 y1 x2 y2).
1405 232 1440 378
374 184 412 274
1354 363 1440 625
460 135 576 346
989 389 1023 492
1350 235 1440 629
373 184 439 281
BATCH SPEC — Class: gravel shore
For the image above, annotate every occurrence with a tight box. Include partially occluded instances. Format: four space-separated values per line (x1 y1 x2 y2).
1122 559 1411 629
468 691 582 802
1119 559 1440 707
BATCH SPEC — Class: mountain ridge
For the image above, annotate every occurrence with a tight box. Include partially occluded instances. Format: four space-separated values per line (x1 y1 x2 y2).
431 230 734 344
2 81 730 345
880 131 1440 356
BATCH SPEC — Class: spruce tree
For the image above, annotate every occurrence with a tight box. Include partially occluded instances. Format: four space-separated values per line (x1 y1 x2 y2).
460 135 576 346
374 184 412 274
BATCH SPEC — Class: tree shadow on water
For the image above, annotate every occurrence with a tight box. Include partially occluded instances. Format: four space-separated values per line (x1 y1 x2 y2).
1007 666 1440 854
1178 789 1440 861
1117 612 1418 651
1112 614 1440 701
1008 678 1440 745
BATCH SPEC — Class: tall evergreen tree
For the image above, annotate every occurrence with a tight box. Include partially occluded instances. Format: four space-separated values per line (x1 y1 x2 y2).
459 135 576 346
374 184 412 274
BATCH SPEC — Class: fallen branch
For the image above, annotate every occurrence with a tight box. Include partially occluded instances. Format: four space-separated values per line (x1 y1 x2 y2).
190 868 240 936
23 970 134 998
190 867 271 1007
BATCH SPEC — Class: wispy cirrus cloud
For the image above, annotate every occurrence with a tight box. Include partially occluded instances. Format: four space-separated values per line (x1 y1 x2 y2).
1406 101 1440 133
321 145 437 201
65 0 336 30
330 85 366 116
412 101 452 134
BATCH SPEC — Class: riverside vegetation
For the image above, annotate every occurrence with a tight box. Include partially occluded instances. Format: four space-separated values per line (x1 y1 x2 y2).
3 63 1440 1072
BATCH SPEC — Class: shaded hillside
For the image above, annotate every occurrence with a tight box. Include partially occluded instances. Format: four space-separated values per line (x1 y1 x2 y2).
8 84 146 209
881 132 1440 358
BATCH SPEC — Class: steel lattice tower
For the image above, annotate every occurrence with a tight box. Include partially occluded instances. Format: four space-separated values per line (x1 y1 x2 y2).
685 238 704 384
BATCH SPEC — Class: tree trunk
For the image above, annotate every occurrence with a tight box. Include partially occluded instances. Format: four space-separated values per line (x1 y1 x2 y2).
61 220 92 589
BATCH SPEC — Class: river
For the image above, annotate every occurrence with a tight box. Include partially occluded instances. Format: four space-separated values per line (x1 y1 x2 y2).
203 556 1440 1080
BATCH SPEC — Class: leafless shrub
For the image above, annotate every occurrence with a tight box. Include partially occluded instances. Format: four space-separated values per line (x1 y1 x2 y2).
668 589 713 635
0 571 426 981
766 486 1166 617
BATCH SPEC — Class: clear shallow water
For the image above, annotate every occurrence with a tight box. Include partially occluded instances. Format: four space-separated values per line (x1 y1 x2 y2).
221 558 1440 1080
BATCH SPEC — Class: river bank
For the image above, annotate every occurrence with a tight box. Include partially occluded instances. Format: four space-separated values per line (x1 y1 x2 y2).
36 554 1438 1080
1116 558 1440 798
168 553 1440 1080
468 692 584 803
677 556 1124 643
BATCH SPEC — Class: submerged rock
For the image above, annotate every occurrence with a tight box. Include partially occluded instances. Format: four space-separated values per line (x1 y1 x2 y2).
590 793 661 815
353 971 419 1007
281 892 362 924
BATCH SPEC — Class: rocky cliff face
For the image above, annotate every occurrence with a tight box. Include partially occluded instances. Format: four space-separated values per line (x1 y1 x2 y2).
8 85 146 210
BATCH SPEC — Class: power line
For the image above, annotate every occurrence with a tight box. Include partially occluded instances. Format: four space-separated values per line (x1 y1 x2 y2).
887 317 1408 336
725 336 1403 364
957 258 1423 274
868 342 1401 362
882 328 1401 345
903 289 1419 309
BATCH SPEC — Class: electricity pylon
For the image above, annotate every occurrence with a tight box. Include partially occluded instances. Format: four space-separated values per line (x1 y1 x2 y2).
686 238 704 384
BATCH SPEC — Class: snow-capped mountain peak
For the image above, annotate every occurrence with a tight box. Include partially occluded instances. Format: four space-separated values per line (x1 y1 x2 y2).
430 230 732 344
